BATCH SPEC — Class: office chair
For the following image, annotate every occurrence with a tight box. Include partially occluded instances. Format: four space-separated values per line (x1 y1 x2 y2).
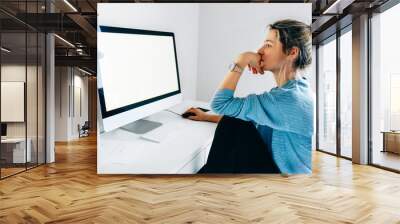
79 121 90 138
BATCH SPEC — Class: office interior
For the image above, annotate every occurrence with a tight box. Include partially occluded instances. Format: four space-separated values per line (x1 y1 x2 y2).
314 0 400 172
0 0 400 222
0 0 97 179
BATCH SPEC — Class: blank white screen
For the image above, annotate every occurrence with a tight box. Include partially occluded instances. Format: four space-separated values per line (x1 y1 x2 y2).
98 31 180 112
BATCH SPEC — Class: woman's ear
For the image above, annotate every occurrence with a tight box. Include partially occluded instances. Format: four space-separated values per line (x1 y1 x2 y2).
288 47 299 61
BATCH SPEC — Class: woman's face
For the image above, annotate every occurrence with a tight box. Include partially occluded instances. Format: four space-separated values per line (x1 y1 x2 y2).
257 29 289 72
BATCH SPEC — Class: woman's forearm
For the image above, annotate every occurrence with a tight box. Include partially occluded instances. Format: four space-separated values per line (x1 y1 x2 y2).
218 71 242 91
218 58 246 91
212 52 261 117
205 114 223 123
218 52 260 91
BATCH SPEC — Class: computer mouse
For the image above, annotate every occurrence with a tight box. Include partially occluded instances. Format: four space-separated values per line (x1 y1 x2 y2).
182 112 196 118
196 107 209 112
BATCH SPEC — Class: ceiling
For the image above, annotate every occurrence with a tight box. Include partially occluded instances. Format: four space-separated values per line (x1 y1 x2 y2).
0 0 393 75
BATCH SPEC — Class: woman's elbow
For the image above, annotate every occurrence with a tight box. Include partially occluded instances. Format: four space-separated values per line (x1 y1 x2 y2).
210 100 221 114
210 98 226 114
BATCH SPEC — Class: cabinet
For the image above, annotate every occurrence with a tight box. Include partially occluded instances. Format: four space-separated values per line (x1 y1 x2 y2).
382 131 400 154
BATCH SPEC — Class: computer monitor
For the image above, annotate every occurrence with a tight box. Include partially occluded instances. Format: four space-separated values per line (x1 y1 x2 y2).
98 26 182 132
1 123 7 137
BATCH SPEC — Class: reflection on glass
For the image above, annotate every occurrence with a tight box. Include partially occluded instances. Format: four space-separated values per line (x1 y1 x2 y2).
340 29 352 158
318 37 337 154
371 3 400 171
27 31 38 169
0 1 47 179
390 75 400 130
1 31 27 177
38 33 46 165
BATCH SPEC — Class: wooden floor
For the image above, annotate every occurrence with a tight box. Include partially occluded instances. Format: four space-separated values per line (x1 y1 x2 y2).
1 163 45 178
1 167 26 178
1 135 400 223
373 151 400 171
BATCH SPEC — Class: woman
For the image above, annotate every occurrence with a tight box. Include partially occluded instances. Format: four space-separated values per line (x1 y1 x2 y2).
185 19 314 175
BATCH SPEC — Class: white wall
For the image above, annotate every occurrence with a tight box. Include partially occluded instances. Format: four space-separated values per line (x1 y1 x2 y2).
55 67 69 141
55 67 89 141
196 4 314 149
1 64 46 163
196 3 312 100
1 65 42 137
97 3 312 101
97 3 200 101
72 74 89 138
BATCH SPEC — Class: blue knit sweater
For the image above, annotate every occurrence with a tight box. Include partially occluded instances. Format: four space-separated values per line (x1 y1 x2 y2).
210 77 314 174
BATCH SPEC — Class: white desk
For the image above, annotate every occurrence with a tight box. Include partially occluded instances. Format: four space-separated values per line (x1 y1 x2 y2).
1 138 32 163
98 101 217 174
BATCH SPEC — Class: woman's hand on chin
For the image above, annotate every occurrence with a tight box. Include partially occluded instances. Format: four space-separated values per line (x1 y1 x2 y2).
235 52 264 75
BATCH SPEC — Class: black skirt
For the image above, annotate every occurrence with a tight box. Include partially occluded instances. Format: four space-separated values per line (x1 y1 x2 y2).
198 116 280 174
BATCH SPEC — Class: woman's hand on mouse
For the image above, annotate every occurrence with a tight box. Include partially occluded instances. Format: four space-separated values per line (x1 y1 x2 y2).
235 52 264 75
185 107 207 121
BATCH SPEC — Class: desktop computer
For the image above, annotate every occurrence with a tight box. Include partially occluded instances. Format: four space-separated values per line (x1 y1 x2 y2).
97 26 183 135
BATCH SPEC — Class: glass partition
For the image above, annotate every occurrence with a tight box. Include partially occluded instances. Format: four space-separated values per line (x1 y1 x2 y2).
339 27 352 158
0 1 46 179
370 3 400 171
317 36 337 155
27 30 38 170
38 32 45 165
1 30 28 177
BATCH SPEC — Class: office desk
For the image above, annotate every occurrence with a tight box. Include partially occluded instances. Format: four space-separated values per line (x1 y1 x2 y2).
1 138 32 163
98 101 218 174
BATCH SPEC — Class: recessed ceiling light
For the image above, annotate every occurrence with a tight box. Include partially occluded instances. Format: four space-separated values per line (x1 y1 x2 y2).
1 47 11 53
63 0 78 12
322 0 342 14
54 34 75 48
78 67 93 76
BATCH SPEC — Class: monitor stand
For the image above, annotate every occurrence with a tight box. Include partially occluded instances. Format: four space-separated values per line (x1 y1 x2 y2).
121 119 163 135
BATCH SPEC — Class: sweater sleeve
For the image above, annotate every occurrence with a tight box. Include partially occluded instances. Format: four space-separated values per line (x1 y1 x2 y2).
210 88 288 131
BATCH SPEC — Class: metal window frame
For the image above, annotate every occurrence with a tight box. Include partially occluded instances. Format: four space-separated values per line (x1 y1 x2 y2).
315 23 353 162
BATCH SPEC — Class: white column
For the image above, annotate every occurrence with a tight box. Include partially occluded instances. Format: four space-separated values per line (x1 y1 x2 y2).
46 33 55 163
46 1 55 163
352 14 369 164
